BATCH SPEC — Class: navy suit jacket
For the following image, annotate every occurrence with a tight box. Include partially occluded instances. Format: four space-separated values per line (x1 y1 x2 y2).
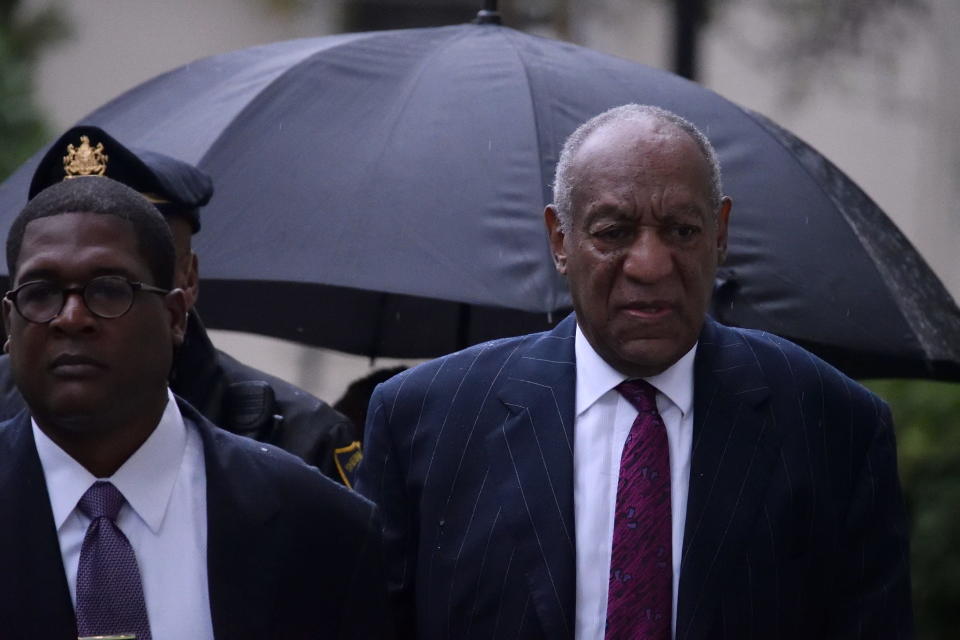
357 314 912 639
0 397 392 639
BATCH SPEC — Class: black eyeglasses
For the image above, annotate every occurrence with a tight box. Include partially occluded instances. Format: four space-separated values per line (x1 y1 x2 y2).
4 275 170 324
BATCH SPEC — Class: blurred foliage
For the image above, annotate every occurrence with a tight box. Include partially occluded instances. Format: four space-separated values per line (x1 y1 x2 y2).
495 0 930 92
603 0 928 64
0 0 69 181
738 0 928 101
662 0 928 60
866 379 960 639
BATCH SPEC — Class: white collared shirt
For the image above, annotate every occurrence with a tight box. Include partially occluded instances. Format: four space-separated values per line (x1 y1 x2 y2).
573 326 696 640
32 388 214 639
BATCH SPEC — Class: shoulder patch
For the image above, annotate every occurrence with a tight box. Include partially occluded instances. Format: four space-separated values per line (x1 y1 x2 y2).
333 441 363 488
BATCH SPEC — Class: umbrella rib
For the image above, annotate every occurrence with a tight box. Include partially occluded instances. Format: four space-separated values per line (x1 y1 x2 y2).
501 28 551 216
194 30 385 169
498 28 569 315
358 27 485 185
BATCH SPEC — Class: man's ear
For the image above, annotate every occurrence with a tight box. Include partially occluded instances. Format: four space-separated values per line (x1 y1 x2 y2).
179 251 200 309
165 288 190 347
544 204 568 275
716 196 732 264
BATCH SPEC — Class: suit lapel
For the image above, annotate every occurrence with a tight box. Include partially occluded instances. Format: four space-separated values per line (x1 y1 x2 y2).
0 413 77 636
676 319 781 640
187 401 284 640
487 315 578 640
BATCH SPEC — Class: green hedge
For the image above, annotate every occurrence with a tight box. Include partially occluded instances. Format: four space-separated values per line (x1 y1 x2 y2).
866 379 960 639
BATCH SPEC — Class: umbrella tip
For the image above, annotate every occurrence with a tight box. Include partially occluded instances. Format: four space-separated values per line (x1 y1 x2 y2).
474 0 501 24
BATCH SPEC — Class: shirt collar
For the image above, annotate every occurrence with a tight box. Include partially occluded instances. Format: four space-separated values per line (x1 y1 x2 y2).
574 324 696 417
32 388 188 534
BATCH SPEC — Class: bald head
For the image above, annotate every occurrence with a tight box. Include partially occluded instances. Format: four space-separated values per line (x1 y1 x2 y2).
552 104 723 232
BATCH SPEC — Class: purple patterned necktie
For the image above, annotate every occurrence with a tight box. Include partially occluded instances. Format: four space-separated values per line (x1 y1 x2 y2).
605 379 672 640
75 481 152 640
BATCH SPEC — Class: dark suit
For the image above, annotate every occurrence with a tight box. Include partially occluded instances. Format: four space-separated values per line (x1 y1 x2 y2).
0 397 391 639
356 314 912 639
0 310 361 485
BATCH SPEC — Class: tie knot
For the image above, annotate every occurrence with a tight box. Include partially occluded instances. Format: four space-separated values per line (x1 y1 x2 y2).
616 379 658 414
78 481 126 521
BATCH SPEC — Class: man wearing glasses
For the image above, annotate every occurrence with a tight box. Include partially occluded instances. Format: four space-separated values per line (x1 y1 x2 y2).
0 176 390 638
0 126 361 486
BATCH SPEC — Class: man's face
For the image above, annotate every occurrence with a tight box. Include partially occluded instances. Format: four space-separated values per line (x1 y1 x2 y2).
3 212 187 430
546 117 731 377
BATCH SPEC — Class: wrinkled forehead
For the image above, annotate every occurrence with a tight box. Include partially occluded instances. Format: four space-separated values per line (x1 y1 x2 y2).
577 117 709 177
569 119 713 210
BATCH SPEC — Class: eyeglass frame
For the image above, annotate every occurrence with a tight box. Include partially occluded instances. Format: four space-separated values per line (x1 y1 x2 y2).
3 275 171 324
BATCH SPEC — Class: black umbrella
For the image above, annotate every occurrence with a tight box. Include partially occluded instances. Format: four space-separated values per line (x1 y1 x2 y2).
1 17 958 379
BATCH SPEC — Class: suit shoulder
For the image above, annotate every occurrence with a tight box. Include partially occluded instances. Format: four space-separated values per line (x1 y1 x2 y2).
383 332 543 387
204 418 375 524
370 331 548 416
720 323 883 407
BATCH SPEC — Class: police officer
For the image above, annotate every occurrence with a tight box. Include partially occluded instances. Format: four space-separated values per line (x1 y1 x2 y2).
0 126 361 485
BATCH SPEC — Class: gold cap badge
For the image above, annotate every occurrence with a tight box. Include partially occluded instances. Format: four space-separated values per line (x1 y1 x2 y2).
63 135 108 178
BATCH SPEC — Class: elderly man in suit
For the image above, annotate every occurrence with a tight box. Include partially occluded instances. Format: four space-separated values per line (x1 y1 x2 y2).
357 104 912 639
0 176 390 638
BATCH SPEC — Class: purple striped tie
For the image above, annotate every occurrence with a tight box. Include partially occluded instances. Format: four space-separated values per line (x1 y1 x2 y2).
605 379 672 640
75 481 152 640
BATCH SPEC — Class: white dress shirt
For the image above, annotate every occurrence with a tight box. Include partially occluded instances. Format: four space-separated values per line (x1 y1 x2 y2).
32 388 214 640
573 326 696 640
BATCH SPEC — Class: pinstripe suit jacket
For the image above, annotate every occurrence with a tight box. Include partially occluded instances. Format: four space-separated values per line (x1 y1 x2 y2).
357 314 912 640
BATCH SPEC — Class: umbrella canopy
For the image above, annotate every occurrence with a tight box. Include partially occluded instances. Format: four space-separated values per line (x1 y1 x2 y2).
1 21 958 379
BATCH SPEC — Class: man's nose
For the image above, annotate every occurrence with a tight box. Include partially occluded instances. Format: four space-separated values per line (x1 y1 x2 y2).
50 291 96 330
622 229 673 282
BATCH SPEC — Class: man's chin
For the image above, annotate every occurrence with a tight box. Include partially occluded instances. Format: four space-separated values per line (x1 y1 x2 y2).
32 392 111 430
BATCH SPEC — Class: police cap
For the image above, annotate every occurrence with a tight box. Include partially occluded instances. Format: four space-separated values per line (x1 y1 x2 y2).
29 125 212 233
